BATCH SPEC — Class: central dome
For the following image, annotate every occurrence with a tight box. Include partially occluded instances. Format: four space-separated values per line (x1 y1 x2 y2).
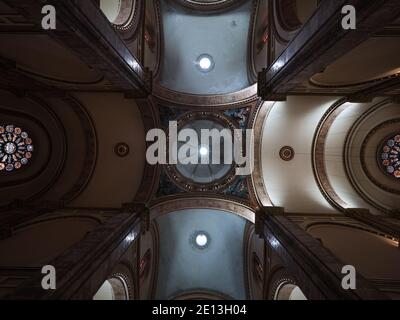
176 119 233 184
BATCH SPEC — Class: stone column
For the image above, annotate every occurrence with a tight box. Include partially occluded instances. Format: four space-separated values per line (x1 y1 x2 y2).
256 207 386 300
5 209 143 300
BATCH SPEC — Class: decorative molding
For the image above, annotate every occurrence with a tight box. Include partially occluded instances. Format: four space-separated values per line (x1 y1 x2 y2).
163 111 239 193
0 90 97 207
150 197 255 223
360 122 400 193
170 289 234 300
268 269 297 300
172 0 247 13
152 0 164 82
149 221 160 300
247 0 262 83
344 100 398 212
312 98 393 213
152 83 258 109
152 104 256 205
346 208 400 241
250 101 274 207
134 97 160 204
112 0 143 42
310 71 400 89
279 146 295 162
110 262 137 300
114 142 130 158
17 67 105 88
59 96 98 202
312 98 350 212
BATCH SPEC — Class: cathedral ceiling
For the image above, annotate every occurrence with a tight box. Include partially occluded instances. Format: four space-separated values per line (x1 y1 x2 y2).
155 208 247 300
157 0 253 95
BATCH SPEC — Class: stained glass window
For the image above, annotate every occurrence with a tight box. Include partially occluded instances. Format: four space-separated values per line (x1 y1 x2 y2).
379 133 400 179
0 125 34 172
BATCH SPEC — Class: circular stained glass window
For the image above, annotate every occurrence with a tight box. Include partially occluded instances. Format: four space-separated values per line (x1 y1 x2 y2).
378 133 400 179
0 125 34 172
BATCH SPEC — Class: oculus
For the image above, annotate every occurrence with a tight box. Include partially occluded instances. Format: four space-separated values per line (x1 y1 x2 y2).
174 118 234 185
0 125 34 172
190 230 211 251
378 133 400 179
196 54 215 73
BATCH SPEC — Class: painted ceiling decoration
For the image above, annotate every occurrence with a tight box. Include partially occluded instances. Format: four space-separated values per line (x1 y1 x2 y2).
114 142 130 158
279 146 295 162
156 105 251 200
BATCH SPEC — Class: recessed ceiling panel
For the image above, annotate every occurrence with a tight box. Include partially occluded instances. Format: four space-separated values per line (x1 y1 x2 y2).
156 209 246 299
159 0 252 95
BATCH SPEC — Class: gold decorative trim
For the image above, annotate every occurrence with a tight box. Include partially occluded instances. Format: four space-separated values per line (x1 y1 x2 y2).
251 101 274 207
311 98 349 212
172 0 246 13
150 197 255 223
152 83 258 109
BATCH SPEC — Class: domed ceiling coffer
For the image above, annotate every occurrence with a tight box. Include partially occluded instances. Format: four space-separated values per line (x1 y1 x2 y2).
165 112 239 192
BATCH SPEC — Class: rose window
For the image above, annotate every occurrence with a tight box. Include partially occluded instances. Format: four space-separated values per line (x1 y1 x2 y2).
0 125 34 172
379 133 400 179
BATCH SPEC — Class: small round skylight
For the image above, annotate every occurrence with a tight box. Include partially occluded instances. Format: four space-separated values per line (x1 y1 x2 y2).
199 58 211 70
190 231 211 251
196 233 208 247
196 54 214 73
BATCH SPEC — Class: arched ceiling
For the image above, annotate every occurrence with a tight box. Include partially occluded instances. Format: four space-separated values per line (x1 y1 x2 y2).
259 96 339 214
311 38 400 87
155 209 247 299
158 0 253 95
69 93 146 208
